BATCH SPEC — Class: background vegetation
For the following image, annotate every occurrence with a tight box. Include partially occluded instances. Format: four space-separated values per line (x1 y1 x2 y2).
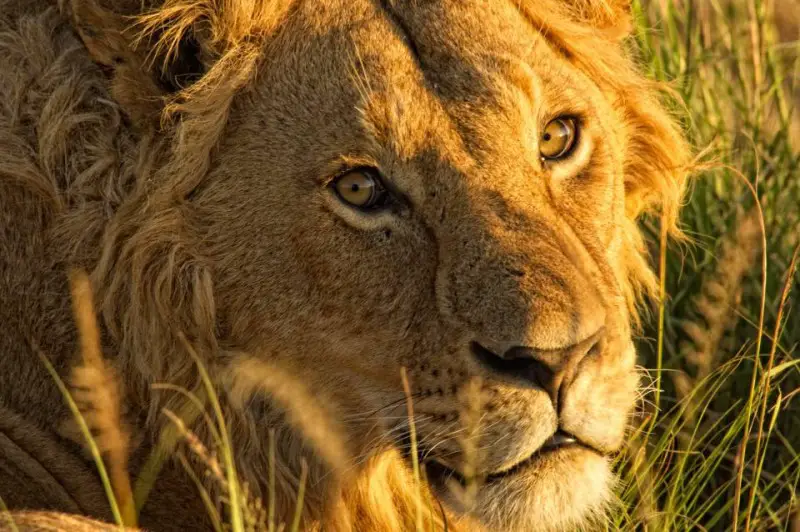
614 0 799 530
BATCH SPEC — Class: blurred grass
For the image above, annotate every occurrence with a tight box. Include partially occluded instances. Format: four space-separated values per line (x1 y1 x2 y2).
612 0 800 530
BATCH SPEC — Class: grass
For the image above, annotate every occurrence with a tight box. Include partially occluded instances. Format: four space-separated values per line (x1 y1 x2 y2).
614 0 799 530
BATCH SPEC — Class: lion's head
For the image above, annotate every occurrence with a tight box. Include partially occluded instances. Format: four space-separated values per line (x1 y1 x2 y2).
65 0 688 529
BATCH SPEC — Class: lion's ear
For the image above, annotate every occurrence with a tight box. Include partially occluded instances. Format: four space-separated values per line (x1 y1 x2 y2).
62 1 220 128
567 0 633 41
64 1 290 129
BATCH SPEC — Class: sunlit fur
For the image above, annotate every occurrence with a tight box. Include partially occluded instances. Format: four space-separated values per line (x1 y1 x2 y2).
0 0 690 530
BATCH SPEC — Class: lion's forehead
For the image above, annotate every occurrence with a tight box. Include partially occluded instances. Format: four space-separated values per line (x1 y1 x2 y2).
293 0 569 101
277 0 610 170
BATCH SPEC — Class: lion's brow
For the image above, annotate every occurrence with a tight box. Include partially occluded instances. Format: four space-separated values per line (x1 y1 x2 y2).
372 0 425 69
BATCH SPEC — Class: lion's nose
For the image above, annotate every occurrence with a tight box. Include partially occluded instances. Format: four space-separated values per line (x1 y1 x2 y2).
470 328 606 409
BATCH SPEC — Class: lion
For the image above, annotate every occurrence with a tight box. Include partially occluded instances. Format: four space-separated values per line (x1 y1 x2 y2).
0 0 689 530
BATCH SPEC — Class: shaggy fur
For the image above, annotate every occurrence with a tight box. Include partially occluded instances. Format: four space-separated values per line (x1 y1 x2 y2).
0 0 689 530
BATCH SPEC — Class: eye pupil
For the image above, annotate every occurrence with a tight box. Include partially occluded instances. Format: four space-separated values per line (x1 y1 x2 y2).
543 132 552 141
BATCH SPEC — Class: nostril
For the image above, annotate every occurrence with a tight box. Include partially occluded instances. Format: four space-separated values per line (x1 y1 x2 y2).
470 342 555 393
502 345 536 360
469 328 606 406
470 341 536 377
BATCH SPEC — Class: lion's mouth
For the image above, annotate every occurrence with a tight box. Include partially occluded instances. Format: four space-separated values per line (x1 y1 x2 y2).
421 430 592 489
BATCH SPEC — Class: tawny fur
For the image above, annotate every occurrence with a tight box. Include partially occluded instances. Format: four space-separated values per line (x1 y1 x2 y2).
0 0 690 530
1 511 127 531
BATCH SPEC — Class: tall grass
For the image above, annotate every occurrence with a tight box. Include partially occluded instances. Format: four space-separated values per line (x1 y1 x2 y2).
615 0 799 530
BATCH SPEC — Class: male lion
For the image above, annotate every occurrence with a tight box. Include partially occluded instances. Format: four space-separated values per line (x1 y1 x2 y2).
0 0 689 530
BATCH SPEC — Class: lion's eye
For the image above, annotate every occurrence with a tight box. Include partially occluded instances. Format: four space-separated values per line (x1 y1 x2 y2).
540 117 578 160
332 168 388 210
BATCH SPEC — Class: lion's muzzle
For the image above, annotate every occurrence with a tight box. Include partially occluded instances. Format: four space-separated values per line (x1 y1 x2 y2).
470 326 607 410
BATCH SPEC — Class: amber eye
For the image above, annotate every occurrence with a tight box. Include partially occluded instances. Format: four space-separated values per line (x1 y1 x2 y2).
540 117 578 160
332 168 388 210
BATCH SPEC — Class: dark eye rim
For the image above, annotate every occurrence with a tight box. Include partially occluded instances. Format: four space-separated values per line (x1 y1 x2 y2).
540 116 579 161
330 166 391 211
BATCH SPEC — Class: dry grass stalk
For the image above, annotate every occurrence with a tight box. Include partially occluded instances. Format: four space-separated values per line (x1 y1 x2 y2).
745 246 799 529
132 385 209 516
67 269 136 528
163 408 268 532
626 430 661 530
289 460 308 532
675 207 762 423
240 481 268 532
450 377 486 511
162 408 225 483
400 367 423 532
268 429 276 532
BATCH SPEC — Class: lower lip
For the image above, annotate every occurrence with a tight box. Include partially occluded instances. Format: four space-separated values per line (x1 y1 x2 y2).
484 441 583 482
424 441 588 489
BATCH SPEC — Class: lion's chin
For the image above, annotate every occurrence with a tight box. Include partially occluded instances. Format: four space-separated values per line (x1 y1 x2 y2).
428 445 613 532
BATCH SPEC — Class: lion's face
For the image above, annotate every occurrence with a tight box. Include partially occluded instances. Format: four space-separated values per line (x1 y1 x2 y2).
181 0 667 529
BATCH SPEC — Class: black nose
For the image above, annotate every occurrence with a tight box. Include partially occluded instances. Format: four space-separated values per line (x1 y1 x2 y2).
470 328 606 408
